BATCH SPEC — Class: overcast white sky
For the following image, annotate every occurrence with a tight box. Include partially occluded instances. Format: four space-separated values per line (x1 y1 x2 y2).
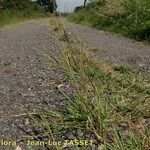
33 0 89 12
56 0 87 12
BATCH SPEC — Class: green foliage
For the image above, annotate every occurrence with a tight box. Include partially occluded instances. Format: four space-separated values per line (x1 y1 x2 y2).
71 0 150 41
74 6 84 13
37 0 57 13
0 0 44 12
0 0 47 27
0 10 46 27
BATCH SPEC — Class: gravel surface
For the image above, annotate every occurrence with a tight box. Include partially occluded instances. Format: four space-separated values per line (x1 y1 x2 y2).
0 19 150 150
68 23 150 72
0 19 69 150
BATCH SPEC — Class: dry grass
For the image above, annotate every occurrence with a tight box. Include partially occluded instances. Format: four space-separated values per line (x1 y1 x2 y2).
102 0 125 15
48 17 67 32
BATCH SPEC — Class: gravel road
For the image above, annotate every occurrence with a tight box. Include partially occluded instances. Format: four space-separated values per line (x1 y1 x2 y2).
0 19 150 149
68 23 150 72
0 19 69 150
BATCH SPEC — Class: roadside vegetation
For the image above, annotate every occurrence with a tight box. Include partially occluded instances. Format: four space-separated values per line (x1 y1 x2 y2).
0 0 56 27
69 0 150 41
28 17 150 150
1 1 149 149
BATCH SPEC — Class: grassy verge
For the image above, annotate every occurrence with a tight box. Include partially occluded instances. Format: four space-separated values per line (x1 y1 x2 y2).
0 0 48 28
0 10 48 28
27 17 150 150
69 0 150 42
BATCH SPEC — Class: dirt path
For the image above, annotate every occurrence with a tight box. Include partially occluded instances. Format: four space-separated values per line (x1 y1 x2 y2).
0 19 150 149
68 23 150 72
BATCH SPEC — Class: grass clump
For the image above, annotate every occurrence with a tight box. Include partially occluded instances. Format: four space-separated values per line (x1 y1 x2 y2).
70 0 150 41
28 19 150 149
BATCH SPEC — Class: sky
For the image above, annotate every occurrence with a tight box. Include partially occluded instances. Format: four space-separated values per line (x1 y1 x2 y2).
33 0 88 12
56 0 87 12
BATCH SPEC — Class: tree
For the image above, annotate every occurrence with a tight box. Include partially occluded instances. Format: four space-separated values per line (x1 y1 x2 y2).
37 0 57 13
74 6 84 12
84 0 87 7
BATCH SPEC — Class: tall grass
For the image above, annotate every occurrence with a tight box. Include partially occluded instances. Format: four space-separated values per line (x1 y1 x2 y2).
28 18 150 149
70 0 150 41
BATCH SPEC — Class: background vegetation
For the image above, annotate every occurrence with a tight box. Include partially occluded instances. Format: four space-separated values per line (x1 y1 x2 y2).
70 0 150 41
37 0 57 13
0 0 57 27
